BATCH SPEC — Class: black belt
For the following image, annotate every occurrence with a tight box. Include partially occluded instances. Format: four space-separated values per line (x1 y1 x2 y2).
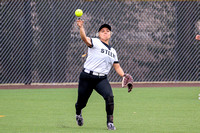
83 68 107 76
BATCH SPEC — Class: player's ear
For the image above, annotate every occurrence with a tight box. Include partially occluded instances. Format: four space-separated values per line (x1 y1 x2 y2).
96 32 99 37
110 32 113 36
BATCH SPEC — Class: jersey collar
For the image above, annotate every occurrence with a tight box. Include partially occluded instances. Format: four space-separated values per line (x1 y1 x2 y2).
101 41 111 50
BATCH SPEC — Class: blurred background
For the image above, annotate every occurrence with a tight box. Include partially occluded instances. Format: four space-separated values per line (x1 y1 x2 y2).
1 1 199 84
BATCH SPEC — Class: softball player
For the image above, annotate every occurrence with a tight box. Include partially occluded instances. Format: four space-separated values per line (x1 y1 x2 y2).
75 19 125 130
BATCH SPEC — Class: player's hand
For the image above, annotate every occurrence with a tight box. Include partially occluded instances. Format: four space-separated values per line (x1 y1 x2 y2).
77 19 84 28
122 73 133 93
195 35 200 40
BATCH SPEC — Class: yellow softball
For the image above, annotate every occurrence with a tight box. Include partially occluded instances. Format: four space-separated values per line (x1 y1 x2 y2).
75 9 83 17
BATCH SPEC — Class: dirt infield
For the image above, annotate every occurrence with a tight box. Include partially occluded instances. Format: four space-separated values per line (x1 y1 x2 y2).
0 82 199 89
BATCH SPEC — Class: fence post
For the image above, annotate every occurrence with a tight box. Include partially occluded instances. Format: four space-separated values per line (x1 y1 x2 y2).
50 1 56 83
24 1 32 85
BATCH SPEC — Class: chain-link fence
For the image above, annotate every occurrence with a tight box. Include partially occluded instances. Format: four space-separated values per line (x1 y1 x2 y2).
1 1 200 84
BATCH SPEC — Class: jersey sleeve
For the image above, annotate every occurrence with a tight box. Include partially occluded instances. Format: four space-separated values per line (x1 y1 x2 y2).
113 50 119 63
90 38 98 48
89 38 94 48
90 38 102 48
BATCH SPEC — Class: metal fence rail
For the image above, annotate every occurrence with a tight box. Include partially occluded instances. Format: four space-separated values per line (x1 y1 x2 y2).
1 1 200 84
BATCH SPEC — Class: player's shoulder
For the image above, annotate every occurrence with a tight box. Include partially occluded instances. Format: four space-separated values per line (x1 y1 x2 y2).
90 38 101 48
91 38 100 42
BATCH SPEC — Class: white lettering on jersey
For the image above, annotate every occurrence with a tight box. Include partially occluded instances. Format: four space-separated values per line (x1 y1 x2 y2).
101 49 116 58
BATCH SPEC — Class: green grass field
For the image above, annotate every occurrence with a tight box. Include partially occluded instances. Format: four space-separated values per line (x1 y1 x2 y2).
0 87 200 133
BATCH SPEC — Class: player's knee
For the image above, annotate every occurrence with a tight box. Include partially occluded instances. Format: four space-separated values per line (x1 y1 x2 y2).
105 96 114 106
75 102 86 110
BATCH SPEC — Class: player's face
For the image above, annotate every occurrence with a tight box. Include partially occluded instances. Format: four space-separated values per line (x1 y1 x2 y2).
99 28 111 42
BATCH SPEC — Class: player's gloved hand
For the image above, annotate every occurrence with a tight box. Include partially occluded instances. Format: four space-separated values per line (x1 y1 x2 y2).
122 73 133 93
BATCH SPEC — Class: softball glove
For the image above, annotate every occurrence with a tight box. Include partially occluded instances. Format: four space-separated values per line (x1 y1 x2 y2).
122 74 133 93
